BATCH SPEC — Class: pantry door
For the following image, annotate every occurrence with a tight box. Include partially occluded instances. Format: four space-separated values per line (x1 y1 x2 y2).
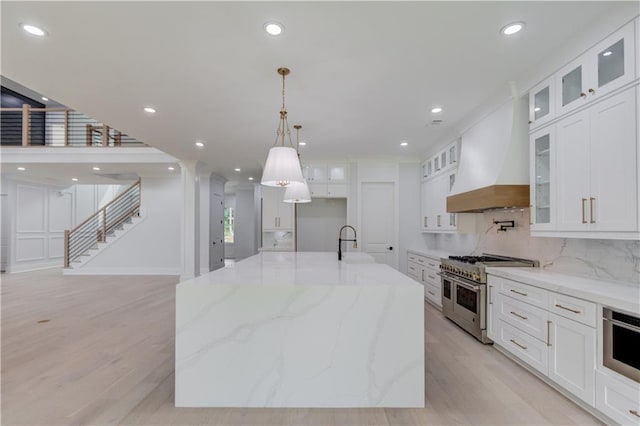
361 182 396 268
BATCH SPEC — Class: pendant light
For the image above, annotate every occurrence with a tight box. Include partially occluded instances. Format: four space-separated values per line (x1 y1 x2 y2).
261 67 305 187
283 124 312 203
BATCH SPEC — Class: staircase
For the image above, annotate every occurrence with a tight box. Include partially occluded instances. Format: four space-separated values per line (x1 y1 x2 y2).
64 179 141 268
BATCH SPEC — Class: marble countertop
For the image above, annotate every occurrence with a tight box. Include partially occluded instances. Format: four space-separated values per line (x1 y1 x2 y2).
407 248 466 262
181 252 421 288
486 267 640 314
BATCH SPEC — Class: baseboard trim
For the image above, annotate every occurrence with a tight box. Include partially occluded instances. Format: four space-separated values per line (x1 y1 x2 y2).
492 343 616 425
63 267 180 276
7 261 61 274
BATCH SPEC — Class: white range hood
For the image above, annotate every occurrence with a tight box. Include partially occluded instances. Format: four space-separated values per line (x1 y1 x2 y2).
447 93 530 213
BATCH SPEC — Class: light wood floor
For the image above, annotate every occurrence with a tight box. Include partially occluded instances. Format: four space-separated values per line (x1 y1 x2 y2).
1 268 601 426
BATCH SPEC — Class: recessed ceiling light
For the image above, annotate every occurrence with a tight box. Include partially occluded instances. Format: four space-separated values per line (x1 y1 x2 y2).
248 177 254 181
431 107 443 114
17 167 26 171
234 168 241 172
20 23 47 37
72 178 78 182
143 107 156 113
92 166 100 171
603 50 613 57
264 22 284 36
195 141 204 148
501 22 525 36
41 97 49 101
400 141 409 147
534 107 541 112
299 141 307 146
168 166 175 171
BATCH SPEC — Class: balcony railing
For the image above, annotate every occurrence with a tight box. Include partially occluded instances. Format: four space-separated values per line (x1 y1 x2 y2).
0 104 146 147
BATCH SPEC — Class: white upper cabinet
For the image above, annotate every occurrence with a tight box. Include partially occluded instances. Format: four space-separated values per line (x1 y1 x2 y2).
262 186 294 231
303 162 347 183
555 21 636 117
529 77 555 129
542 86 638 238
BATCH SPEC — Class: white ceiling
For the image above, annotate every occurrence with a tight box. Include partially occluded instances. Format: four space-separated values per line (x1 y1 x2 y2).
0 1 622 183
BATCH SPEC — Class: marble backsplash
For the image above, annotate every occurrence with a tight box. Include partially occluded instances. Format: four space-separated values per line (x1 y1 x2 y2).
427 209 640 285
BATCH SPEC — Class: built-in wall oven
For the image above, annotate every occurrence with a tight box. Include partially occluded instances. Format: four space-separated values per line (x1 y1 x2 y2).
603 307 640 383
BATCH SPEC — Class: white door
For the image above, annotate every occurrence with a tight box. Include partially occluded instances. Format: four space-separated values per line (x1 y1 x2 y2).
361 182 395 267
589 88 638 232
548 312 596 405
556 110 590 231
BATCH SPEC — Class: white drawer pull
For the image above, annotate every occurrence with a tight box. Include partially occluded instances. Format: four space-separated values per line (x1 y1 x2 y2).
555 304 581 314
510 289 528 297
428 275 436 280
510 339 527 350
428 263 436 267
630 410 640 418
510 311 528 320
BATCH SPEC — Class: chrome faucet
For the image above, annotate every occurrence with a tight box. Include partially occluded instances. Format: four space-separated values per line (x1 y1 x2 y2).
338 225 357 261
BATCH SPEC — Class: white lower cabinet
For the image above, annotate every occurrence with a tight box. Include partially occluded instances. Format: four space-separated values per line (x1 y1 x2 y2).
488 275 597 408
595 369 640 425
548 312 596 405
406 251 442 308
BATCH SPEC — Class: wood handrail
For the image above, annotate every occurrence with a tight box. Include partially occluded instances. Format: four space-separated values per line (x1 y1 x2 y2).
67 179 140 235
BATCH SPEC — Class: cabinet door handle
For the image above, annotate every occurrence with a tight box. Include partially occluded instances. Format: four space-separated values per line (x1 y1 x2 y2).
489 285 493 305
590 197 595 224
437 215 441 227
588 88 595 95
630 410 640 418
510 311 528 320
555 304 581 314
529 204 533 225
428 290 436 296
547 320 552 347
275 218 277 228
510 289 528 297
581 198 587 224
510 339 527 350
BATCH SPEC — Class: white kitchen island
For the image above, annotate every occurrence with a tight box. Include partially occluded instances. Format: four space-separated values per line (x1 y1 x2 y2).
175 252 425 408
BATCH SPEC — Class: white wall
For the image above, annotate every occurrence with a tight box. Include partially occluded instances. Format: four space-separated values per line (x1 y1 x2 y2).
78 176 182 274
297 198 347 252
1 178 73 273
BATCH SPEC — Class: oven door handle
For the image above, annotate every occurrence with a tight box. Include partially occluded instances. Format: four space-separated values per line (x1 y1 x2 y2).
603 317 640 333
437 272 481 291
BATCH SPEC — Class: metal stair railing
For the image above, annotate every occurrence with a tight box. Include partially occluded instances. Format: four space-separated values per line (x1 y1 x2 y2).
64 179 141 267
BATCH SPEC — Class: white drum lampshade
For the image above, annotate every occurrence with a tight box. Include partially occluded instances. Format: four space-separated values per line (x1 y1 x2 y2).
261 146 305 187
283 180 311 203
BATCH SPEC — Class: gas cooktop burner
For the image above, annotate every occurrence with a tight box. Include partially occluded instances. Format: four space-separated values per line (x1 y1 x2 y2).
448 255 510 264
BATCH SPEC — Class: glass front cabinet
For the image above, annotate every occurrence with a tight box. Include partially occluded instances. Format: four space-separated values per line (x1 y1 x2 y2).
555 20 636 117
529 127 555 230
529 77 555 129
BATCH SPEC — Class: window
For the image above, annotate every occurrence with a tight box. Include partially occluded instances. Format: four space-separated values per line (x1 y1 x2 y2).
224 207 234 243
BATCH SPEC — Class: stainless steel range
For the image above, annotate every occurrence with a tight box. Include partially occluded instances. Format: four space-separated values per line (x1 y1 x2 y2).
439 254 539 344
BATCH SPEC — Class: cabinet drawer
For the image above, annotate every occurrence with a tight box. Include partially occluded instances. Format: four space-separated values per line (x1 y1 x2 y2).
595 370 640 426
407 262 420 280
548 293 596 327
424 282 441 307
423 269 440 287
326 183 347 198
498 294 549 342
491 275 549 310
408 253 419 263
415 255 427 266
423 257 439 271
497 319 549 376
